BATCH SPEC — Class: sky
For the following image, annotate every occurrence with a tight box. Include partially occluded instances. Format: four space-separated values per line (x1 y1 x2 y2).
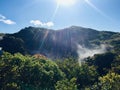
0 0 120 33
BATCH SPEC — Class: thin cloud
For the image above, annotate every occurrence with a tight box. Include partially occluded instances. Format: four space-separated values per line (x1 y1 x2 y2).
0 14 6 19
30 20 54 27
0 14 16 25
46 22 54 27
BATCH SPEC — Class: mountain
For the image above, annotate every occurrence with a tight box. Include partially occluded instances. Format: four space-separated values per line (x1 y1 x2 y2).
0 26 120 59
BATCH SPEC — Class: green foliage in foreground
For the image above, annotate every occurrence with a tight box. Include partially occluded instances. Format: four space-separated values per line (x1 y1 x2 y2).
0 52 120 90
91 72 120 90
56 59 98 89
99 72 120 90
55 78 77 90
0 52 64 90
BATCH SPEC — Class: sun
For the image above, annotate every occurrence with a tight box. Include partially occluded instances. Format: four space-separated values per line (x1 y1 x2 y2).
57 0 76 7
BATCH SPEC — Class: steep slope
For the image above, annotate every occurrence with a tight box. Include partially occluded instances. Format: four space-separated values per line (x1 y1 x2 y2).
0 26 120 59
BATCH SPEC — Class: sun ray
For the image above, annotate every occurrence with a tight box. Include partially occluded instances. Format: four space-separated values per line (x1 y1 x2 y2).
57 0 76 6
39 30 49 50
84 0 113 21
51 2 60 21
51 0 77 21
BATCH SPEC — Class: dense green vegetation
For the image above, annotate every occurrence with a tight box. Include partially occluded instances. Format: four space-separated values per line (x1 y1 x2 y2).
0 51 120 90
0 52 64 90
1 26 120 89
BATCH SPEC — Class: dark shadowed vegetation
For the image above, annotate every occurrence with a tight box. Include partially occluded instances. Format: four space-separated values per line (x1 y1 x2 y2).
1 27 120 90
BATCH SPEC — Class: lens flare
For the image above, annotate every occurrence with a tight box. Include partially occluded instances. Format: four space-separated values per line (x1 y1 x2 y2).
57 0 76 6
84 0 112 20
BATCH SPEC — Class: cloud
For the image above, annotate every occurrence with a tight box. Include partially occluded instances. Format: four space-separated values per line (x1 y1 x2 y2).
0 15 6 19
0 19 16 25
46 22 54 27
30 20 54 27
30 20 42 26
0 14 16 25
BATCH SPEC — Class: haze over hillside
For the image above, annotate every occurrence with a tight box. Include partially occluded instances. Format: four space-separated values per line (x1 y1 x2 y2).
1 26 120 90
1 0 120 89
0 26 120 61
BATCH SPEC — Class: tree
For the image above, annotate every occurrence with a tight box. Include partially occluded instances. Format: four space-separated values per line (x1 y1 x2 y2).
56 58 98 89
91 72 120 90
55 78 77 90
111 55 120 74
0 35 26 54
86 52 116 75
0 52 64 90
75 64 98 89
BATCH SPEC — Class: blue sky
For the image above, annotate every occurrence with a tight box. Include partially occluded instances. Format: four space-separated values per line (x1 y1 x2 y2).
0 0 120 33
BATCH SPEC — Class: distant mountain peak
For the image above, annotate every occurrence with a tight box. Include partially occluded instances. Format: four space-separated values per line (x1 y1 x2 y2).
70 26 84 28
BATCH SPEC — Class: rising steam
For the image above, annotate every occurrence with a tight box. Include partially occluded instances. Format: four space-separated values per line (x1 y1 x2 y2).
77 44 107 66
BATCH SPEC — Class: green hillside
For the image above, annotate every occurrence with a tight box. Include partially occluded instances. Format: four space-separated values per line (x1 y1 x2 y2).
1 26 120 90
0 26 120 59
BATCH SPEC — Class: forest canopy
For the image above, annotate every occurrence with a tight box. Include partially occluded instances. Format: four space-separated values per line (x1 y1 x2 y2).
0 51 120 90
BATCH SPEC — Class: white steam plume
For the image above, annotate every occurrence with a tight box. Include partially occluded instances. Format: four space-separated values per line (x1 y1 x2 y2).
77 44 107 66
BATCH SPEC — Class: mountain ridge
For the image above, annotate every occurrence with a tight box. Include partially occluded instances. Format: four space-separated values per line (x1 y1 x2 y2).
0 26 120 59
